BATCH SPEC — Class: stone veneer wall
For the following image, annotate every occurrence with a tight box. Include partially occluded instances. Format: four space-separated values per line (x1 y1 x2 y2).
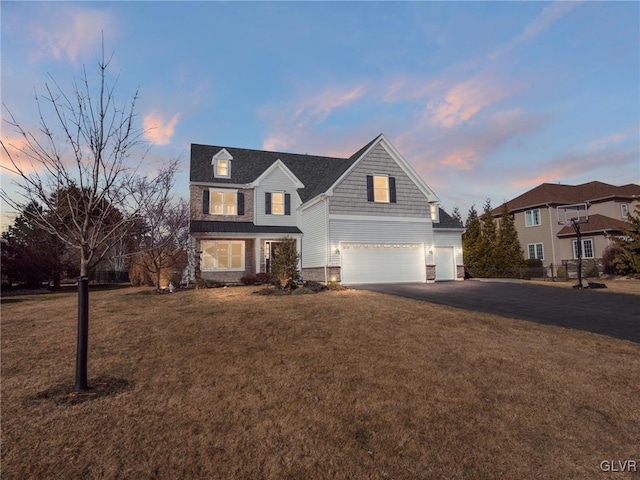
301 267 341 283
457 265 465 280
426 265 436 282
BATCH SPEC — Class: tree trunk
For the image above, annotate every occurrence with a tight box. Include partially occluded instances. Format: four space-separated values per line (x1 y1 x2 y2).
74 257 90 392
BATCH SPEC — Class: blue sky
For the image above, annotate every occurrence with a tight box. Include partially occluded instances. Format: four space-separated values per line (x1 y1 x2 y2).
1 1 638 228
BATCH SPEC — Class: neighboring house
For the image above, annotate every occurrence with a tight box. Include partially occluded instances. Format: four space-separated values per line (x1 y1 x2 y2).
493 181 640 274
189 134 464 285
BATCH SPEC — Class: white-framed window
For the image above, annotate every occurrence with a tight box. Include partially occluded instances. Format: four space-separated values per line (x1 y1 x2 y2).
272 192 285 215
527 243 544 260
210 189 237 215
217 159 229 177
621 203 629 219
374 175 389 203
430 204 440 223
525 208 541 227
201 241 244 271
573 239 594 259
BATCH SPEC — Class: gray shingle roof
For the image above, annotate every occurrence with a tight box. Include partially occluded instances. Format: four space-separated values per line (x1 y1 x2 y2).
435 208 464 229
190 135 383 203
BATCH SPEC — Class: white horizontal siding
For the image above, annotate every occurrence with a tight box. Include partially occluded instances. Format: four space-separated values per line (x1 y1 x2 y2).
255 167 301 226
434 230 464 266
300 200 327 268
329 218 434 266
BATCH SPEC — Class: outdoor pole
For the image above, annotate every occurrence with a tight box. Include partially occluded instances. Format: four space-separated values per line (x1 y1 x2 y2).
572 222 583 289
74 276 89 392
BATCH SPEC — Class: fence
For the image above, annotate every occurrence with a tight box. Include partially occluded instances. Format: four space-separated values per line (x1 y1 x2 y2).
86 270 130 285
466 260 602 282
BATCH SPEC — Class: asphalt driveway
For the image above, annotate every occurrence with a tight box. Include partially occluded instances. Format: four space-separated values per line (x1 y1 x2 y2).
353 280 640 344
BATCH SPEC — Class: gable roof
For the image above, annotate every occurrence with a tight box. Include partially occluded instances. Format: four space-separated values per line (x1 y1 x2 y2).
556 214 634 237
190 143 357 203
191 134 436 205
494 181 640 215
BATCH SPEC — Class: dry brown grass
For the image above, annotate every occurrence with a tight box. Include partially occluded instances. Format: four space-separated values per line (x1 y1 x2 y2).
2 286 639 479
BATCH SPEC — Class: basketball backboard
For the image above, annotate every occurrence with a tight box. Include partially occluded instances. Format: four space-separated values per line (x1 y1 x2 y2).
557 203 589 227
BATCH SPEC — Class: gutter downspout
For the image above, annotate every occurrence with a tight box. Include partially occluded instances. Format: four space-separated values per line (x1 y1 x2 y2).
323 195 329 284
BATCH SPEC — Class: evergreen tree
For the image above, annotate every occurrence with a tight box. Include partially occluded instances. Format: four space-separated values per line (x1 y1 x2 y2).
462 204 482 275
612 206 640 275
451 206 463 226
271 237 301 289
477 198 498 275
496 202 524 276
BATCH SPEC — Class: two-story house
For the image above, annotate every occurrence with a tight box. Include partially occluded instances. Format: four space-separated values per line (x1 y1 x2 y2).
493 181 640 274
189 134 464 285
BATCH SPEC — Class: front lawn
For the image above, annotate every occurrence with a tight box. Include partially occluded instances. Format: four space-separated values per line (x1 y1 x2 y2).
2 286 638 479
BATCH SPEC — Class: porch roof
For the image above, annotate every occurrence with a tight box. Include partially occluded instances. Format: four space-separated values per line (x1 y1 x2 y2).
190 221 302 235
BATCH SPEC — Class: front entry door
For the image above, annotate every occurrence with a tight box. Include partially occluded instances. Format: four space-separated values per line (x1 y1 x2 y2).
265 241 282 273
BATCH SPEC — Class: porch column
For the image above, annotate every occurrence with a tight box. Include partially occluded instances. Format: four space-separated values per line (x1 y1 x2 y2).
255 237 262 274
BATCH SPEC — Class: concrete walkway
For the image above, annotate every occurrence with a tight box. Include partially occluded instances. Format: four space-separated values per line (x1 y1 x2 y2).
352 280 640 344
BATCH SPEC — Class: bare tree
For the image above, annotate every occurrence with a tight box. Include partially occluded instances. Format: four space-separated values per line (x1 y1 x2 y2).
130 166 189 292
1 46 176 392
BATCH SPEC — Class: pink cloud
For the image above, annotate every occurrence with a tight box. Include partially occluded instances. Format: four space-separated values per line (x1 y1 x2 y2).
29 8 116 63
0 135 41 176
425 74 513 128
586 127 636 152
143 111 182 146
261 84 366 152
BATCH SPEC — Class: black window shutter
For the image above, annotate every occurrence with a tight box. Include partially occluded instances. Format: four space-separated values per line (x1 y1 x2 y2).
284 194 291 215
389 177 397 203
366 175 374 202
265 192 272 215
203 189 210 214
237 192 244 216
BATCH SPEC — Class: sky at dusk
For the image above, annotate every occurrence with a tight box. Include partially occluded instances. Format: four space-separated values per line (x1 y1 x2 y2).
1 1 639 228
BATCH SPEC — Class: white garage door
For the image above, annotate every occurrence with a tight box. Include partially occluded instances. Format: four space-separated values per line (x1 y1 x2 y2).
341 243 425 284
434 246 455 281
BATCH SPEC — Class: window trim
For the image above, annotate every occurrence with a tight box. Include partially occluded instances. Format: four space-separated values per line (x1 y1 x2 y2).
572 238 594 259
621 203 629 219
212 149 233 179
373 175 390 203
525 208 541 227
527 243 544 260
271 192 285 216
201 240 245 272
209 188 238 216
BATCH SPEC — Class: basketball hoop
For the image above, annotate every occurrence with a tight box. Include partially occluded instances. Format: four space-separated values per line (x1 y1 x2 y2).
557 203 589 289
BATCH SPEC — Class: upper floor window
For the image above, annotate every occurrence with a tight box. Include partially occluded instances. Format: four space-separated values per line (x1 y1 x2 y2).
366 175 397 203
203 188 244 216
212 149 232 179
621 203 629 219
217 159 229 177
212 190 236 215
430 204 440 223
265 192 291 215
272 192 285 215
525 208 541 227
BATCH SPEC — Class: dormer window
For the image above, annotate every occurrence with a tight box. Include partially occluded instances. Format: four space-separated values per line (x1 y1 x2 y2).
217 159 229 177
212 149 232 179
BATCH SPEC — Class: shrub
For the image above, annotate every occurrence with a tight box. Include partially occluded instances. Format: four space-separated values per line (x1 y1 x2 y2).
602 245 624 275
240 274 257 285
304 281 327 293
524 258 544 278
255 272 272 285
